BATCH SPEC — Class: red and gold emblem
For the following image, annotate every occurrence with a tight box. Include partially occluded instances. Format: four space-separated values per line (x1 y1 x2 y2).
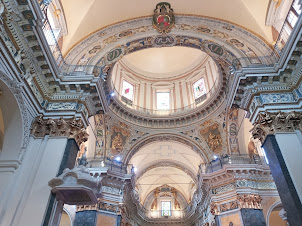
153 2 175 34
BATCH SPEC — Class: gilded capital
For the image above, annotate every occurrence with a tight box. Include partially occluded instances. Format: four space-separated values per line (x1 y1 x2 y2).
30 115 88 146
252 111 302 143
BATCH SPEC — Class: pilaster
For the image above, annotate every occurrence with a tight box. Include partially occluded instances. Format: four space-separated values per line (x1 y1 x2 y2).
0 115 88 226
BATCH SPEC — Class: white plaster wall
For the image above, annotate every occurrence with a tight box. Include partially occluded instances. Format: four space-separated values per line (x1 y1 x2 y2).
237 110 253 155
0 136 68 226
275 132 302 204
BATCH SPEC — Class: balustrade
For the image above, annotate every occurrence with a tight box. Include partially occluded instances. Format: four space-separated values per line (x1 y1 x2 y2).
205 154 266 173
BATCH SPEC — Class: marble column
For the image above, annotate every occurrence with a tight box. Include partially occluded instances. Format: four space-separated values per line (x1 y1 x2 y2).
74 210 97 226
240 209 266 226
252 111 302 226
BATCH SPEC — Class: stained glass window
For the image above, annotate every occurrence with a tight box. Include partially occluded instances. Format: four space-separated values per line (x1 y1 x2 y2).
157 92 170 110
122 80 134 100
161 201 171 216
193 78 206 99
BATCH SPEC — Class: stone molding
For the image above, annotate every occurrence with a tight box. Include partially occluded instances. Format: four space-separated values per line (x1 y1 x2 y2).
0 72 32 161
31 115 89 146
251 111 302 143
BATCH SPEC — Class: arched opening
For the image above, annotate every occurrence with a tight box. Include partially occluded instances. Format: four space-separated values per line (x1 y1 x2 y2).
268 202 288 226
0 79 23 160
128 139 204 218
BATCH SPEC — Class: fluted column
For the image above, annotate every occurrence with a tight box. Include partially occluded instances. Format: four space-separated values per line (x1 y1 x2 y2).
251 111 302 226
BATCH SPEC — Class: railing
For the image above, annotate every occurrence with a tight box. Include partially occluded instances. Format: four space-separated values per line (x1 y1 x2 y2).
85 157 128 174
109 76 220 117
39 1 100 77
232 0 302 70
42 16 64 67
205 154 266 173
146 210 185 219
38 0 301 77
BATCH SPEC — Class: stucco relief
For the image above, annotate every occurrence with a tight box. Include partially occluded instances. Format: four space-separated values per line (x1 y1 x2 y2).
108 122 131 156
260 93 295 104
227 108 239 154
94 114 105 157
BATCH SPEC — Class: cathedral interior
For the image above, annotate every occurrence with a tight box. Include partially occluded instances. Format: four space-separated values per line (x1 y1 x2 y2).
1 0 302 225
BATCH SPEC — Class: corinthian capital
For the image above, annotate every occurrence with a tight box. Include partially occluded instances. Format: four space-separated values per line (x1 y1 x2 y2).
251 111 302 143
31 115 88 146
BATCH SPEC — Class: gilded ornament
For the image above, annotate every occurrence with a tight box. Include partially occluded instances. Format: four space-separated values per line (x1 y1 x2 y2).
153 2 175 34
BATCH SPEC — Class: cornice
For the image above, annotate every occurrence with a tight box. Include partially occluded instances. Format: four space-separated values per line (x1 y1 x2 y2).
30 115 89 146
251 111 302 143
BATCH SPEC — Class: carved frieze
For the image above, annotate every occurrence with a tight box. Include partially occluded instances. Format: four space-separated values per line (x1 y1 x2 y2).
31 115 88 146
219 200 238 213
237 194 262 209
99 201 119 213
252 111 302 143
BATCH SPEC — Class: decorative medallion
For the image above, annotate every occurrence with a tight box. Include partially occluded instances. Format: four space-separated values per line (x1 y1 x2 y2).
153 2 175 34
105 46 124 64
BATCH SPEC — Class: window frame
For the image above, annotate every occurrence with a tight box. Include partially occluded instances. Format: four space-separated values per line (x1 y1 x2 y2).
156 92 170 110
121 80 134 101
192 77 207 100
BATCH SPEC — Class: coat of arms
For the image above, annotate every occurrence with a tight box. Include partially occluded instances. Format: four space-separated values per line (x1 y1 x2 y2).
153 2 175 34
